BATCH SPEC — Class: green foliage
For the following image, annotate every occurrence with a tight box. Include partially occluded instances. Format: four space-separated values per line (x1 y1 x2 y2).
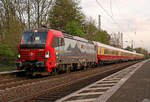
0 65 16 71
84 22 97 40
124 46 133 51
0 43 14 57
134 47 149 56
65 21 84 36
125 46 149 57
0 43 16 66
83 18 110 44
48 0 84 31
92 30 109 44
1 15 24 53
98 30 110 44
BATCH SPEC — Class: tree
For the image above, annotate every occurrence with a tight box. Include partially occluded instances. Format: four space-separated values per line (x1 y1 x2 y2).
84 17 110 44
65 21 84 36
0 0 24 53
29 0 53 28
84 19 97 40
124 46 133 51
0 43 14 57
48 0 84 31
134 47 149 56
98 30 110 44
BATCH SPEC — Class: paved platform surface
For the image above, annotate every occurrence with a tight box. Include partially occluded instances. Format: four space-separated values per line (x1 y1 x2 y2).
105 60 150 102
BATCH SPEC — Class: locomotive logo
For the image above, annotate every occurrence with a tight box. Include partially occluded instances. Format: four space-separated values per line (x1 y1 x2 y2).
81 45 84 48
30 52 34 56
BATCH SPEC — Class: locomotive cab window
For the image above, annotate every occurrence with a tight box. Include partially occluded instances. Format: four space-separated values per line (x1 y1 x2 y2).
59 37 65 46
20 31 48 48
51 37 65 48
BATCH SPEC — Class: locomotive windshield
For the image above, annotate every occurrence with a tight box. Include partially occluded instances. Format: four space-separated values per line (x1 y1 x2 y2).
20 31 48 48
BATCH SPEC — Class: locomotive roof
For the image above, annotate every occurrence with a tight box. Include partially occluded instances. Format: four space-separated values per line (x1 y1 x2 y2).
24 28 49 32
63 33 94 44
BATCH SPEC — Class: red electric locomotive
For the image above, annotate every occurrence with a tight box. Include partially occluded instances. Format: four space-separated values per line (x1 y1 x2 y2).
16 28 96 76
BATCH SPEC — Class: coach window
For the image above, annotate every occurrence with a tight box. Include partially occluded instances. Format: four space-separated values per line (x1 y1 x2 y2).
101 47 104 54
115 51 118 55
104 48 108 54
97 47 101 55
109 49 112 55
111 50 114 55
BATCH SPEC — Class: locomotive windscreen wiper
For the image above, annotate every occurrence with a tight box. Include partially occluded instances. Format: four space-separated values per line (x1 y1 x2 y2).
31 33 36 42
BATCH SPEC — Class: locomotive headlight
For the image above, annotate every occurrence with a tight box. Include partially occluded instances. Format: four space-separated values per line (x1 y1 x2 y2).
45 51 50 58
18 53 21 58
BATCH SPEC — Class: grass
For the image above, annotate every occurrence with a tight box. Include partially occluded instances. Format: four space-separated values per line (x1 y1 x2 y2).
0 65 16 71
0 56 16 71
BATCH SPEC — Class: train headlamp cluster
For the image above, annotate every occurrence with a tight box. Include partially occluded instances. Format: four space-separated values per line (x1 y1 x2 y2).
18 53 21 58
45 51 50 58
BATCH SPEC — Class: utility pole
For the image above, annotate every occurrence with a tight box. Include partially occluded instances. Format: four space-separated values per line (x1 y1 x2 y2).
98 15 101 30
121 32 123 48
131 40 134 51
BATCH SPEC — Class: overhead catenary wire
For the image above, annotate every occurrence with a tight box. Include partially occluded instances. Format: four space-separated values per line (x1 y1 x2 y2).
96 0 133 42
112 0 136 41
95 0 123 31
109 0 113 17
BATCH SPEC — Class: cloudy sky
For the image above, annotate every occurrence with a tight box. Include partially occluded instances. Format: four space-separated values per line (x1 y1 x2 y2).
80 0 150 51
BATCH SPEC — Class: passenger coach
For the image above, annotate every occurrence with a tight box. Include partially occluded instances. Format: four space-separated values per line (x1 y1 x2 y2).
94 42 144 64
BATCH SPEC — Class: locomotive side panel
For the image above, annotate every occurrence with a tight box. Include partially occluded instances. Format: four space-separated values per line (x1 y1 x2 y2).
53 35 96 67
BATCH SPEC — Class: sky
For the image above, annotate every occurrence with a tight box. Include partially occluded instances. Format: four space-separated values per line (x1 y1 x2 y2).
80 0 150 52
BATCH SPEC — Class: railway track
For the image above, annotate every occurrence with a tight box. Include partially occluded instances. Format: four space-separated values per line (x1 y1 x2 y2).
0 61 141 102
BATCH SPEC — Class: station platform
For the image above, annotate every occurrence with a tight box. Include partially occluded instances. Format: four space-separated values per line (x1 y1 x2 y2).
56 59 150 102
105 60 150 102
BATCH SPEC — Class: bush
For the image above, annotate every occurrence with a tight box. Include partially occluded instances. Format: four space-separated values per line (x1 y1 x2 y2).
0 43 15 57
0 43 16 66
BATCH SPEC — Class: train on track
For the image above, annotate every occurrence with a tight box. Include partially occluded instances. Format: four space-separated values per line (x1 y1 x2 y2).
16 28 144 76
